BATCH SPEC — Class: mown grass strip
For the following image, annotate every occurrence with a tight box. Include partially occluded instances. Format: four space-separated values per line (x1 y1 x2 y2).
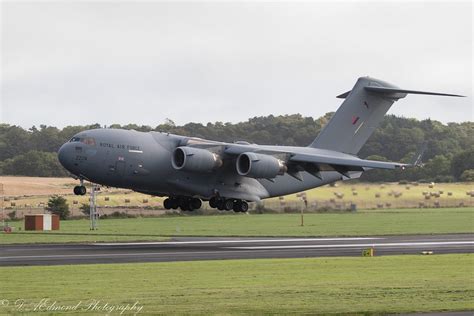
0 254 473 315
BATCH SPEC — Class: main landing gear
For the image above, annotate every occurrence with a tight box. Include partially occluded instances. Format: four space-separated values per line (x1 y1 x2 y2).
73 179 87 196
163 196 202 212
209 197 249 213
163 196 249 213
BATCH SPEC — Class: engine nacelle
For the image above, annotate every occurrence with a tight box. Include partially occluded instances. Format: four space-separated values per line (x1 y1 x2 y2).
172 147 222 173
236 152 287 179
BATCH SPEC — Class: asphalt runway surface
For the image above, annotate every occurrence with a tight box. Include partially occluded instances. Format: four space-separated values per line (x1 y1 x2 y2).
0 233 473 266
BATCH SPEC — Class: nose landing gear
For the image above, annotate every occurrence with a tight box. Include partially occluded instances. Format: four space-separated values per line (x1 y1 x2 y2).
73 186 87 195
73 179 87 196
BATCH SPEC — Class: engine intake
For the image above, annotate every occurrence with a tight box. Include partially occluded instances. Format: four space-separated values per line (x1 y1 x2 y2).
172 147 222 173
236 152 287 179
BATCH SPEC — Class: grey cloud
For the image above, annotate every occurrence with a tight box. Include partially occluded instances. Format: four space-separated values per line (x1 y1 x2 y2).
1 1 472 128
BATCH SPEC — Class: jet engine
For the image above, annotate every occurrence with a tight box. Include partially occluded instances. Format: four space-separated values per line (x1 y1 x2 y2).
236 152 287 179
172 147 222 172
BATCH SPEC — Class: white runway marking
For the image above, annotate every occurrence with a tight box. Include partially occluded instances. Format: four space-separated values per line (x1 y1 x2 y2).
228 241 474 250
0 249 308 261
94 237 383 246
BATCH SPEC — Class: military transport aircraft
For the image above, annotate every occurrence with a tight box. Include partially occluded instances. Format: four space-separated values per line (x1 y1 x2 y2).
58 77 463 212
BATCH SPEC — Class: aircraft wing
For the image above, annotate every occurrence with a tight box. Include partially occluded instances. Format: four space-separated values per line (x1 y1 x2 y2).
218 142 409 180
287 153 408 179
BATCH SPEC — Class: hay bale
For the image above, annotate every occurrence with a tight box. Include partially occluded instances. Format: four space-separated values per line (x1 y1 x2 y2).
428 183 434 188
447 192 453 196
425 195 431 200
352 191 358 196
375 193 381 198
73 200 78 205
405 186 410 190
124 199 130 203
334 192 344 199
143 199 148 204
104 197 110 201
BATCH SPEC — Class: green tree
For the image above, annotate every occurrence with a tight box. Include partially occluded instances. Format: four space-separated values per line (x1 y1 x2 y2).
46 195 70 220
451 149 474 180
1 151 68 177
460 169 474 182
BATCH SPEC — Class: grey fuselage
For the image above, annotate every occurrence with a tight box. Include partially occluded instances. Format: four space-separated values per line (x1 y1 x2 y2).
58 128 345 201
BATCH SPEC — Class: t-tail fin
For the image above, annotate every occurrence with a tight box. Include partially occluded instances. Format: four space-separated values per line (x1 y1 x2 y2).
309 77 464 155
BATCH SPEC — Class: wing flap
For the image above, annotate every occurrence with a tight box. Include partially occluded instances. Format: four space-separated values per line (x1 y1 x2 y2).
290 153 407 170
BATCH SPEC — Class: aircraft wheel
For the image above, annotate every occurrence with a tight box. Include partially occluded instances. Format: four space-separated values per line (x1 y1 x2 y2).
214 198 224 210
191 198 202 210
163 198 172 210
79 186 87 196
239 201 249 212
233 202 241 212
169 198 179 209
224 199 234 211
209 197 217 208
179 198 190 211
73 186 81 195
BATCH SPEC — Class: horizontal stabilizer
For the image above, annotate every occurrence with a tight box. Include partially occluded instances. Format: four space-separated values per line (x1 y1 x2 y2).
336 90 351 99
365 86 465 98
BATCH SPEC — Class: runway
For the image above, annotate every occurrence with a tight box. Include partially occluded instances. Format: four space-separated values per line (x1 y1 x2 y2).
0 234 473 266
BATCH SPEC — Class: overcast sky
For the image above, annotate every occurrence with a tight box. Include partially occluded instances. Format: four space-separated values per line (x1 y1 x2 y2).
1 1 472 129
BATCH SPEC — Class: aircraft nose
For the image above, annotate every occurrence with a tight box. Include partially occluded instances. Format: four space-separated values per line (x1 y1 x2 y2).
58 143 72 170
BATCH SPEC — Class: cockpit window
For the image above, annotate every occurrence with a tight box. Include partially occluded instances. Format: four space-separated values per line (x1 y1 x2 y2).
69 137 96 146
81 137 96 146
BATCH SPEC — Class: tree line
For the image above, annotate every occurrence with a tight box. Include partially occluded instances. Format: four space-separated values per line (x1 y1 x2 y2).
0 113 472 182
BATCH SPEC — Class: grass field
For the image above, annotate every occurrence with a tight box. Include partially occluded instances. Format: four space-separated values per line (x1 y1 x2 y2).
1 207 473 244
0 254 472 315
